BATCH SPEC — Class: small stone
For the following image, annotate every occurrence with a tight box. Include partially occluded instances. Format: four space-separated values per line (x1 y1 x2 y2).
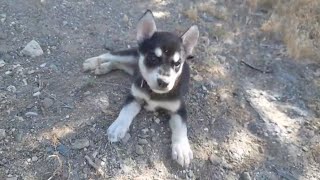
193 74 203 81
154 118 160 124
302 146 308 152
5 71 12 75
204 127 209 132
0 59 5 67
187 170 194 178
0 129 6 139
240 172 252 180
42 98 54 108
209 154 222 165
25 112 38 117
33 91 41 97
7 85 16 93
135 145 144 155
138 138 148 145
123 14 129 22
31 156 38 162
27 70 35 74
21 40 43 58
62 20 68 26
121 133 131 144
6 177 18 180
141 128 149 134
40 63 46 68
13 130 23 142
72 138 90 149
57 144 70 157
314 68 320 77
151 137 156 142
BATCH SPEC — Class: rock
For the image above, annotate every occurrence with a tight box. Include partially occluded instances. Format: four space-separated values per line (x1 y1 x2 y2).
57 144 70 157
123 14 129 22
6 85 16 93
42 98 54 108
27 70 35 74
121 133 131 144
138 138 148 145
154 118 160 124
141 128 149 134
135 145 144 155
314 68 320 77
13 130 23 142
32 156 38 162
0 59 5 67
151 137 156 142
33 91 41 97
25 112 38 117
193 74 203 81
0 129 6 139
209 154 222 165
72 138 90 149
240 172 252 180
21 40 43 57
187 170 194 178
302 146 308 152
6 177 18 180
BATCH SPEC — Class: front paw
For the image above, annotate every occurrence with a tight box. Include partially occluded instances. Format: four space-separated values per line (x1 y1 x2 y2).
172 139 193 167
107 120 128 142
83 56 101 72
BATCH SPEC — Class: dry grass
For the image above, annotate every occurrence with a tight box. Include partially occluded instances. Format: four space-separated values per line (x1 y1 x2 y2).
183 2 228 21
252 0 320 61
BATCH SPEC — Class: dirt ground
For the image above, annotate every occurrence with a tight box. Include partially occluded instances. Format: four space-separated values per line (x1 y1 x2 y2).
1 0 320 179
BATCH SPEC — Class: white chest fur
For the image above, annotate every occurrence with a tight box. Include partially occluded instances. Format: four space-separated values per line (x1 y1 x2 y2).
131 84 181 112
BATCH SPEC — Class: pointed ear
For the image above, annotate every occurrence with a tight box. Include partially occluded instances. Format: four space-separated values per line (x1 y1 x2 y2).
181 25 199 56
137 10 157 43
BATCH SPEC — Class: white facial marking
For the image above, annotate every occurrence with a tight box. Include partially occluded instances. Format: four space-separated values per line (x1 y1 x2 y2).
170 114 193 167
154 47 162 57
173 52 180 62
107 101 141 142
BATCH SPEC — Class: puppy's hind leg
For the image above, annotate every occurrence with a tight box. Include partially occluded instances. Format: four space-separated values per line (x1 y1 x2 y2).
83 48 138 75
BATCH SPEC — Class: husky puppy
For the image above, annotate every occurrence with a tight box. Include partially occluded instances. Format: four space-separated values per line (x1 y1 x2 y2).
83 10 199 167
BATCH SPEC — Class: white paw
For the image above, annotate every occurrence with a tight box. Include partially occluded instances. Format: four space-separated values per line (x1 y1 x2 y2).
172 139 193 167
95 62 114 75
107 119 129 142
83 56 101 72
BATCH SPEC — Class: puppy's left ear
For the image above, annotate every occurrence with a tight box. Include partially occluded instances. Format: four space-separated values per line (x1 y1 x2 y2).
181 25 199 56
137 10 157 43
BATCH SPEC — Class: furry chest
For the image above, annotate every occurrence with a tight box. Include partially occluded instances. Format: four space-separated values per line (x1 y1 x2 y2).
131 84 181 112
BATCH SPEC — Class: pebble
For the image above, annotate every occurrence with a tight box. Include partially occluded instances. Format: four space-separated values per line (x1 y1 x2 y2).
141 128 149 134
121 133 131 144
21 40 43 58
193 74 203 81
32 156 38 162
6 177 18 180
0 129 6 140
5 71 12 75
151 137 156 142
123 14 129 22
7 85 16 93
13 130 23 142
72 138 90 149
209 154 222 165
25 112 38 117
135 145 144 155
0 59 5 67
57 144 70 157
42 98 54 108
302 146 308 152
240 172 252 180
27 70 35 74
154 118 160 124
138 138 148 145
33 91 41 97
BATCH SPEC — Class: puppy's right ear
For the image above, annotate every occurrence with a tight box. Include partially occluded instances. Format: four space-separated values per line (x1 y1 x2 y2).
137 10 157 43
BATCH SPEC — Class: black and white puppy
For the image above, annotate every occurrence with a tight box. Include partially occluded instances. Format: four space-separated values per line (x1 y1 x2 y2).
83 10 199 167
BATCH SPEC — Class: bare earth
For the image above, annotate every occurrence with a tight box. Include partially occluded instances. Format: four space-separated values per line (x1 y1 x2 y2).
1 0 320 179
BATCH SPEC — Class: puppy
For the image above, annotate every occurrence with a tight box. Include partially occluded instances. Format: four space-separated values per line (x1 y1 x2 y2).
83 10 199 167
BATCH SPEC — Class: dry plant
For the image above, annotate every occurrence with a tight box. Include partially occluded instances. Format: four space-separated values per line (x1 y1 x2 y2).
252 0 320 61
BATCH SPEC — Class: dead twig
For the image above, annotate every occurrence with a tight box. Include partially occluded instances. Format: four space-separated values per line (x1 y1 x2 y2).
240 59 272 73
85 155 105 177
47 154 63 180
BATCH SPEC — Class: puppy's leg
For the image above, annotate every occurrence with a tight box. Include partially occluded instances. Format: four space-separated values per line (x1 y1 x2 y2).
107 95 141 142
169 104 193 167
83 48 138 74
95 62 135 75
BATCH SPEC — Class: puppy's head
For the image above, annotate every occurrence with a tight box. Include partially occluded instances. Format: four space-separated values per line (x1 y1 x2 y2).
137 10 199 94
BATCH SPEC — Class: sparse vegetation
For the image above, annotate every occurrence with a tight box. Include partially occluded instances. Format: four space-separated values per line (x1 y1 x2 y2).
251 0 320 61
184 2 229 21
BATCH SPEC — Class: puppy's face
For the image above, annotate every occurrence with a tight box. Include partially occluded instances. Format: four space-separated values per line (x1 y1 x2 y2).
136 10 199 94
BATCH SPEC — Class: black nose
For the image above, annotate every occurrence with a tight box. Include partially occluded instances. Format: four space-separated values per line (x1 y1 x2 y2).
157 79 169 88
